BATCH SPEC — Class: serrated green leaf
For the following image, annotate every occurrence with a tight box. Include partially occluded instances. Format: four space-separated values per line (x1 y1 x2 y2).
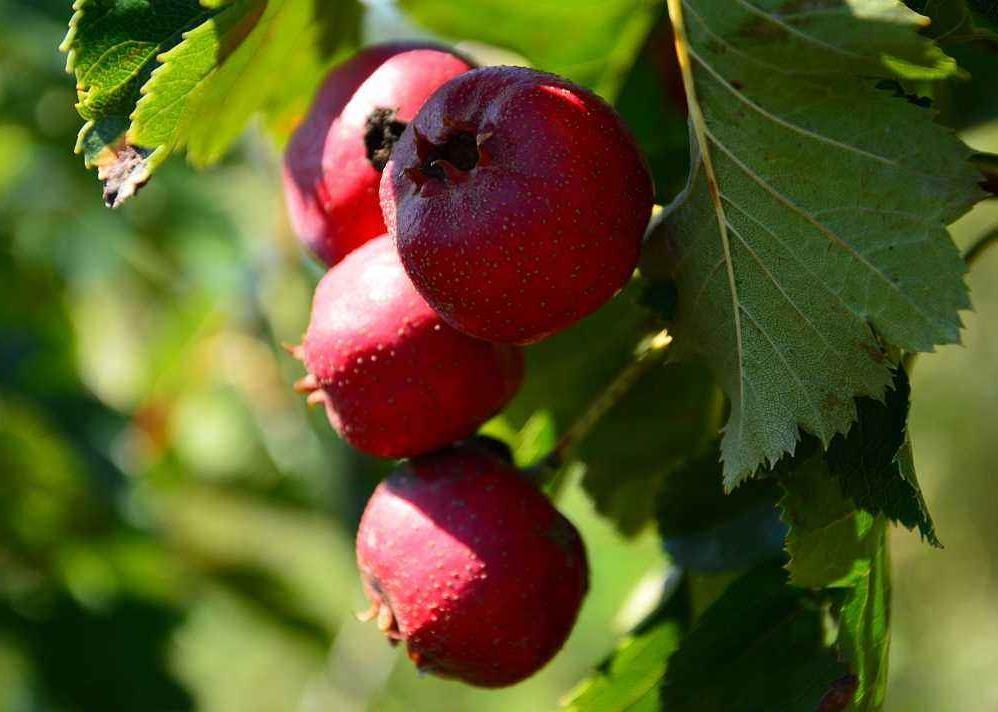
780 454 884 588
398 0 658 99
826 366 939 546
838 527 891 711
660 562 846 711
132 0 361 167
656 0 983 486
62 0 360 205
61 0 215 203
564 581 689 712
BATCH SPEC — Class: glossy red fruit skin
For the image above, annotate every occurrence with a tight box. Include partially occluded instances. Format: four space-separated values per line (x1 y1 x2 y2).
283 44 473 266
297 236 523 459
356 442 589 687
380 66 654 344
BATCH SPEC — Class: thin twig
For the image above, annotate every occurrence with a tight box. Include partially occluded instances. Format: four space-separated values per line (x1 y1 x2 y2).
542 328 673 471
963 228 998 270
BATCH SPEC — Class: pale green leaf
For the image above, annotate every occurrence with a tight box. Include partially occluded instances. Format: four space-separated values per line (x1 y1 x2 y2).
398 0 659 99
838 526 891 711
656 0 983 485
132 0 362 167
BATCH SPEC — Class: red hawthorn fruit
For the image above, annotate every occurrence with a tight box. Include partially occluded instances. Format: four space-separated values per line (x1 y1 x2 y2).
283 44 473 266
293 235 523 459
356 440 589 687
380 66 654 344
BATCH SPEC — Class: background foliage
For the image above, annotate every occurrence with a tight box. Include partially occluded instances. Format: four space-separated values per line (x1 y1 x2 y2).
1 0 997 710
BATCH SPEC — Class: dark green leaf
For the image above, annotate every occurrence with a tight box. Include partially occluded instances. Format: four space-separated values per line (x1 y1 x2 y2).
657 444 785 571
657 0 982 485
398 0 658 99
503 284 721 536
904 0 998 43
660 563 846 712
612 16 691 201
578 360 722 536
826 367 939 546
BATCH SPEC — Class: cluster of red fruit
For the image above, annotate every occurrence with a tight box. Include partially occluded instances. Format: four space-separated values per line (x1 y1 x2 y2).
283 42 653 687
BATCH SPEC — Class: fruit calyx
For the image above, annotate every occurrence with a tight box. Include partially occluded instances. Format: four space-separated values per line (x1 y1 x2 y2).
406 125 488 191
364 107 408 172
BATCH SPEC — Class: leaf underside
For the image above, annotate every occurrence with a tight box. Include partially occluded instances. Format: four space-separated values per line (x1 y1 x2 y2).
660 0 982 485
62 0 360 206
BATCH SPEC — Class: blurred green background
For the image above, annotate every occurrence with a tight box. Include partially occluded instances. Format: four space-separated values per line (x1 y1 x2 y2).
0 2 996 711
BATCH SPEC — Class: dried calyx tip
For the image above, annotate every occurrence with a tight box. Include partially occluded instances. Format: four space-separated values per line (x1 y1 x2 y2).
365 107 408 172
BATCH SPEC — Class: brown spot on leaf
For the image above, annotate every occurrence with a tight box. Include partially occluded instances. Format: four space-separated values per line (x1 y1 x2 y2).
821 391 846 414
737 16 788 41
857 339 886 364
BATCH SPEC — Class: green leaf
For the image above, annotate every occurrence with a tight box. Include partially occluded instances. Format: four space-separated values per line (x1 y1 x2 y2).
826 366 939 546
838 526 891 711
904 0 998 43
132 0 362 166
62 0 360 206
577 360 723 536
61 0 215 204
611 16 692 200
780 454 884 589
504 283 663 433
502 284 721 535
970 0 998 31
776 443 893 708
660 562 846 711
655 0 982 485
658 447 785 571
564 580 689 712
398 0 659 99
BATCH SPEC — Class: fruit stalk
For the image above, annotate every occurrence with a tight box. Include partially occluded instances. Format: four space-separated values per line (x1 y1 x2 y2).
545 327 673 471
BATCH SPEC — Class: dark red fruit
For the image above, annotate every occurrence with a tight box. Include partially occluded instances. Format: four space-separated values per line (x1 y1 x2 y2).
356 440 589 687
294 236 523 459
380 66 654 344
283 44 473 266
